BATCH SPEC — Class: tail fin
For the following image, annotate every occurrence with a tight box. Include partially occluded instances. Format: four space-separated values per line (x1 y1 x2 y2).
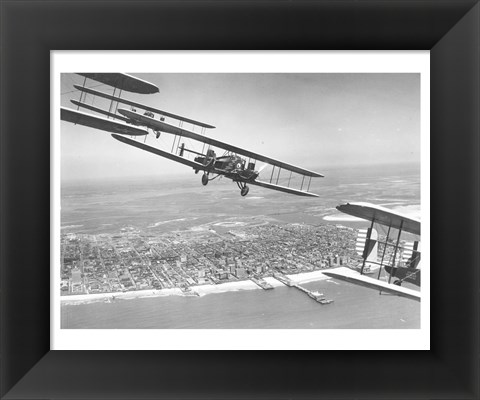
402 240 421 269
356 228 378 264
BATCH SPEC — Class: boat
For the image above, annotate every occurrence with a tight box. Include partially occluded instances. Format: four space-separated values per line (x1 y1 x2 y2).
318 298 334 305
308 290 324 300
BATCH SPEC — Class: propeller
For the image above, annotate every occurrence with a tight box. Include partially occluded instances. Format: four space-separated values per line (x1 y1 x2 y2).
258 163 269 173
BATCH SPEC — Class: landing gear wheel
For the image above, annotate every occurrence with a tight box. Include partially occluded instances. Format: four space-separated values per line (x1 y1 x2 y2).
240 186 249 196
393 279 402 286
201 174 209 186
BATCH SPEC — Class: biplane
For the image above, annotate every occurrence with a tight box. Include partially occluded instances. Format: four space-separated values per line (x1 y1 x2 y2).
323 202 421 301
61 73 324 197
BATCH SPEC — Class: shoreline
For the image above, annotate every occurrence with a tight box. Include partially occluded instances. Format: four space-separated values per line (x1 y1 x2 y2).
60 269 332 305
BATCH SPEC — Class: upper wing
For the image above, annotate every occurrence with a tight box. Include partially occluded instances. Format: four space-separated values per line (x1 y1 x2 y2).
118 109 323 178
336 202 420 235
70 100 131 123
76 73 159 94
111 134 208 171
74 85 215 129
61 107 148 136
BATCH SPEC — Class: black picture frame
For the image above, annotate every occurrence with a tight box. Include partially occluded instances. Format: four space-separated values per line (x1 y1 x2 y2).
1 1 479 399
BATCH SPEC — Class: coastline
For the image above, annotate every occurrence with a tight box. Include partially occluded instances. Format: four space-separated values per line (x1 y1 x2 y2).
60 269 332 305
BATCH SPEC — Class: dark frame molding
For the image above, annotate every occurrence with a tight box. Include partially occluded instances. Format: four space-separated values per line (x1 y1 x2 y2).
1 1 479 399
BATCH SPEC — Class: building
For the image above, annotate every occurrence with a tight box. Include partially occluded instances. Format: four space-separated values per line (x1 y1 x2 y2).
235 267 247 278
229 263 236 274
216 269 229 280
71 267 82 285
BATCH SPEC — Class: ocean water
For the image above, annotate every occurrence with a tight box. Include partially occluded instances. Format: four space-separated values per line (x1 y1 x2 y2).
61 280 419 329
60 163 421 329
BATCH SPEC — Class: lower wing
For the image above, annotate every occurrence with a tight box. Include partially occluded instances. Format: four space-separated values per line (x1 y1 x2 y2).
61 107 148 136
250 180 319 197
322 267 420 302
111 134 207 171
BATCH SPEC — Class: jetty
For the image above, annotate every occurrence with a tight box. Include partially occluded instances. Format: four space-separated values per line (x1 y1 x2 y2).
273 272 334 305
180 286 200 296
250 277 274 290
273 272 294 287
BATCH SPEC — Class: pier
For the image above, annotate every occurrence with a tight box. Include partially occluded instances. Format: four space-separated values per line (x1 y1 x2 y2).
250 277 274 290
273 273 334 305
272 273 294 287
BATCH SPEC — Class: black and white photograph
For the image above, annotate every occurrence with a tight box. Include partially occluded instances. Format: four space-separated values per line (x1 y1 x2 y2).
54 52 429 349
4 1 480 397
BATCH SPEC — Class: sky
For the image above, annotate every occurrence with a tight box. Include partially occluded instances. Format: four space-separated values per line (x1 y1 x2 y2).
60 73 420 182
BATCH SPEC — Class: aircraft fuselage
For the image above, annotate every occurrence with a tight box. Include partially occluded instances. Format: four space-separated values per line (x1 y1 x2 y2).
385 265 421 287
194 154 259 183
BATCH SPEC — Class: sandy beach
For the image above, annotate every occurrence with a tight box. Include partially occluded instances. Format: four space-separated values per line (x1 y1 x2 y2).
60 269 332 305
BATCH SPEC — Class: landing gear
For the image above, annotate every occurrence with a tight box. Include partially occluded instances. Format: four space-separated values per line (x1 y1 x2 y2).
393 279 402 286
236 181 249 196
201 173 209 186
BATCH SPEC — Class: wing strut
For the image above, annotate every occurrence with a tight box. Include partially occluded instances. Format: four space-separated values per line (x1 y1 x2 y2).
387 220 404 284
269 166 275 183
114 88 123 114
360 218 375 275
377 224 392 281
77 76 87 110
107 87 120 117
171 135 178 153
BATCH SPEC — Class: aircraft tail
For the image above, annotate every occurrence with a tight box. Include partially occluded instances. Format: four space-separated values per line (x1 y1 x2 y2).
385 240 421 286
356 228 378 268
401 240 421 269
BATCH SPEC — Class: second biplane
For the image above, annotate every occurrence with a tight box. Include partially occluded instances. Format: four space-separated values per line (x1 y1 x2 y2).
61 73 324 197
323 202 421 301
